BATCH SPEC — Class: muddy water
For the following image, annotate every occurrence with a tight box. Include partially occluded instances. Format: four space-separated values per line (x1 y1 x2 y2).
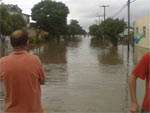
0 36 148 113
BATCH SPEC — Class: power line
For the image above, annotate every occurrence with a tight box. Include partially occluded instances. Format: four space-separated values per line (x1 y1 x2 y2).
69 0 137 24
130 0 137 3
111 0 137 18
110 0 137 52
112 2 128 18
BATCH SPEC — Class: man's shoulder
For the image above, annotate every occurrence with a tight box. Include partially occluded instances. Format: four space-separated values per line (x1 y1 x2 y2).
0 56 9 62
145 52 150 56
147 52 150 57
143 52 150 60
28 54 40 62
29 54 39 59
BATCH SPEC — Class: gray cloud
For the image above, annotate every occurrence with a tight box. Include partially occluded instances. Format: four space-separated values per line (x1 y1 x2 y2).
2 0 150 31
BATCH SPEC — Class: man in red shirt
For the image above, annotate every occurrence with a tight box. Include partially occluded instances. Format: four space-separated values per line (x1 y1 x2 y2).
0 29 45 113
128 52 150 113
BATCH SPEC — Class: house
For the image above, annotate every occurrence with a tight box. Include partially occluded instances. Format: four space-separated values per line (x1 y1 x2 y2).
9 11 30 27
27 28 48 39
134 16 150 49
21 13 30 27
119 28 133 38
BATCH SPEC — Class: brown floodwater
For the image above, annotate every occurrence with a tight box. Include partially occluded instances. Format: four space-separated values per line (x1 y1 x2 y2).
0 36 149 113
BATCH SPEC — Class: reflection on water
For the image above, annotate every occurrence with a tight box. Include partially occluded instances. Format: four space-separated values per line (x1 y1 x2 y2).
31 40 67 64
0 36 147 113
29 37 81 64
90 37 110 49
98 46 123 65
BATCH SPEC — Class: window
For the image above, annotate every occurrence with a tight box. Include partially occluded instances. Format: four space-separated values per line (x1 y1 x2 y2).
143 26 146 37
136 27 138 34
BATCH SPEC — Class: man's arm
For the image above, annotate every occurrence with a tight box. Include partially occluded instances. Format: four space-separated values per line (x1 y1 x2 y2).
38 65 45 85
128 74 140 113
128 52 149 113
0 58 3 81
34 56 46 85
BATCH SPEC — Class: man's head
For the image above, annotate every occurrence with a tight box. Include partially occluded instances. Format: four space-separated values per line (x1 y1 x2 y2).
10 29 28 49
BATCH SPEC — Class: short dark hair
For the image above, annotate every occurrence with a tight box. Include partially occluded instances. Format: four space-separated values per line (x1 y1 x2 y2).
10 29 28 47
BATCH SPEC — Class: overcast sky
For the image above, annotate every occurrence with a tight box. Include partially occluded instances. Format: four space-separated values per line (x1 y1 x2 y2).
2 0 150 31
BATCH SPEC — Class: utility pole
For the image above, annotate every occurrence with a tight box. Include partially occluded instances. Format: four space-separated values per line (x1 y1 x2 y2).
96 13 103 24
100 5 109 21
95 20 98 25
127 0 130 52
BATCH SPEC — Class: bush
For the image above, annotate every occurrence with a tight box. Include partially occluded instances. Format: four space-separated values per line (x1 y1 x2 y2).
28 36 36 44
29 36 45 44
43 35 50 40
35 38 44 43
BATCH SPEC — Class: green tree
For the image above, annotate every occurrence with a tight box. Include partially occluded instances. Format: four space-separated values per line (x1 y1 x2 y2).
0 4 13 42
67 19 86 36
0 4 26 43
11 14 26 31
31 0 69 38
101 18 126 45
89 18 126 45
97 24 103 38
89 24 98 36
80 29 86 35
7 4 22 13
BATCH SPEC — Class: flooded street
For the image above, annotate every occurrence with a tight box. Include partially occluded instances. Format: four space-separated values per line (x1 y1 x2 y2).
0 36 148 113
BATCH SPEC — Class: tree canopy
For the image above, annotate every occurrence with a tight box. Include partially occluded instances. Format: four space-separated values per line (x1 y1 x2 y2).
31 0 69 37
89 18 126 45
7 4 22 13
89 24 99 36
67 19 86 36
0 4 13 36
0 4 26 38
11 14 26 31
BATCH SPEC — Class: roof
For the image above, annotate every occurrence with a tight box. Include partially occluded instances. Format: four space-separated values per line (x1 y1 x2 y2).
21 13 30 17
9 11 30 17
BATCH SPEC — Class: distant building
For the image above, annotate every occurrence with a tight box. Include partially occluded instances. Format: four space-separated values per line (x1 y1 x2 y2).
134 16 150 49
9 11 30 27
119 28 133 38
21 13 30 27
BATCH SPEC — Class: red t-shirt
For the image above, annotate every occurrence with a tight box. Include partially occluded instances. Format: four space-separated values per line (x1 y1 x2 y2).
132 52 150 111
0 51 45 113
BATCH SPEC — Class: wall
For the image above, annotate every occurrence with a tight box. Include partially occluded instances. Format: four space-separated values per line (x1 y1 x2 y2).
21 13 30 27
134 16 150 49
27 28 48 39
27 28 37 37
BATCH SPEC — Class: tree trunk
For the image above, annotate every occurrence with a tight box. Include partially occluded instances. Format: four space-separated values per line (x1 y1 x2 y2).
36 29 41 39
0 37 6 57
0 36 6 44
